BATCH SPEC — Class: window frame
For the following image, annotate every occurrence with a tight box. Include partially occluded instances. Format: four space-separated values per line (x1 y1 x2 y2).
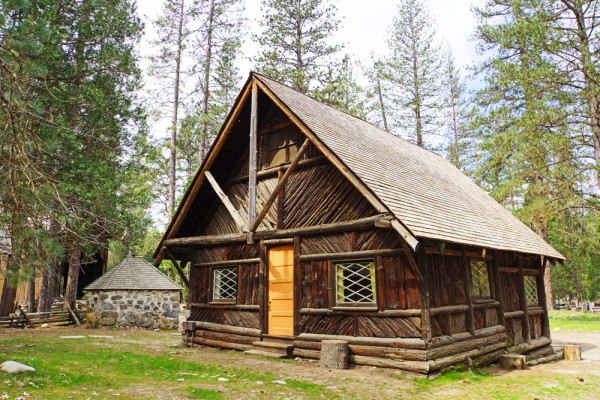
210 266 238 304
523 274 539 306
259 125 301 169
469 258 493 300
332 259 378 308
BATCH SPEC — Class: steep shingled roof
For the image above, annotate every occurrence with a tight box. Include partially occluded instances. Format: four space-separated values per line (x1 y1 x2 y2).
255 74 563 259
85 256 182 291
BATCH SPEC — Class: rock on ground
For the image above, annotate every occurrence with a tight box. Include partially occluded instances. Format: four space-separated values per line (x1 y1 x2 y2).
0 361 36 374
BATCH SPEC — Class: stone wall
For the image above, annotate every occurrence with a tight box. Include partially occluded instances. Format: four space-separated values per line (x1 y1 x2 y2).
86 289 180 329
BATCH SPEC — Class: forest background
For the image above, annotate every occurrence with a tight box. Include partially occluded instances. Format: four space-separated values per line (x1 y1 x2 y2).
0 0 598 313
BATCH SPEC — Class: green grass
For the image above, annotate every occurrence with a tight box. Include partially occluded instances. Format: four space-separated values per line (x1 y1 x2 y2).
0 332 335 399
549 310 600 331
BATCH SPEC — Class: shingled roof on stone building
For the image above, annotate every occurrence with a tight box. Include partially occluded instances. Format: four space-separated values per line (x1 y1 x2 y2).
84 255 182 291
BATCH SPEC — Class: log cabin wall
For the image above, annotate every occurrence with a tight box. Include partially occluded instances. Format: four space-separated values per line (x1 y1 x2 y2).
189 243 262 330
296 230 421 338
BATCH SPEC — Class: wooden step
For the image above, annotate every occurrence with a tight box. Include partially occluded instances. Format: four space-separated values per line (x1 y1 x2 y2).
260 334 294 345
243 349 289 359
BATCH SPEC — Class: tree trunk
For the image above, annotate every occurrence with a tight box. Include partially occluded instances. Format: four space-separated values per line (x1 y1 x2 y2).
37 256 60 313
27 265 36 312
0 255 17 317
167 0 185 215
199 0 216 164
64 246 82 309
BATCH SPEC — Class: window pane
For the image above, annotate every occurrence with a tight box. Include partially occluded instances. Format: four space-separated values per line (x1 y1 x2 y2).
524 275 538 305
336 261 376 304
213 267 237 300
471 261 490 297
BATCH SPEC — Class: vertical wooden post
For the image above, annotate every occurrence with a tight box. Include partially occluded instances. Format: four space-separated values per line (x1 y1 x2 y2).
293 236 301 336
259 241 267 334
461 247 475 335
417 247 431 342
491 251 506 327
248 80 258 238
517 257 531 343
276 170 285 229
537 255 551 338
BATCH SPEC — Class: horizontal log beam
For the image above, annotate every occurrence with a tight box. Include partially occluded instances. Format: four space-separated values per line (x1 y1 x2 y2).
498 267 519 273
298 333 426 350
429 305 469 316
191 258 260 268
229 156 327 184
189 320 262 337
507 336 551 354
163 215 392 248
503 310 525 319
299 248 404 262
190 303 260 312
472 300 500 309
426 246 494 260
429 325 506 348
299 308 421 317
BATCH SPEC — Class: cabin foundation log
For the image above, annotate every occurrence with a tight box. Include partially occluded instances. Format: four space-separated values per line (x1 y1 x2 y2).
507 336 551 354
297 333 427 350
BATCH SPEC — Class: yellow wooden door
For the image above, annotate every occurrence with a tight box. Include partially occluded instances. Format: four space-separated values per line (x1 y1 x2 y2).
268 245 294 336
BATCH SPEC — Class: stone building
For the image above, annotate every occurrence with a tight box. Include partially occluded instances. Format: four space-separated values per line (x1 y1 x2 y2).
85 255 182 329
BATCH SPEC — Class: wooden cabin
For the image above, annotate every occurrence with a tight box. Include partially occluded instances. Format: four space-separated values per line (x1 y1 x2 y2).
154 72 564 374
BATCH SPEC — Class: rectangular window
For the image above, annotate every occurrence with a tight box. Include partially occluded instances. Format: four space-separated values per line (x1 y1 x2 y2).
212 267 237 301
265 126 299 168
524 275 538 305
335 260 376 305
471 260 491 298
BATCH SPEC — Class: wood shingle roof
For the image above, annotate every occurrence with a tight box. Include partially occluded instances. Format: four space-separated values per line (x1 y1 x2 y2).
255 73 564 259
85 256 182 291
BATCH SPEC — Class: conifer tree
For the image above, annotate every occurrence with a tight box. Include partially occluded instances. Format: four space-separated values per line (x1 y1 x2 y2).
253 0 343 93
313 55 365 118
384 0 441 148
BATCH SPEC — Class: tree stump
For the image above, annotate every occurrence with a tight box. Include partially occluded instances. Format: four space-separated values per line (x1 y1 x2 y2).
563 344 581 361
320 340 348 369
500 353 526 370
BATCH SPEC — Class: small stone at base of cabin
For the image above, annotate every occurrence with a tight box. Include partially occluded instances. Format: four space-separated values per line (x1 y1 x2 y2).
0 361 36 374
255 381 264 385
272 380 286 385
154 329 160 332
40 324 49 328
294 357 301 361
218 377 228 382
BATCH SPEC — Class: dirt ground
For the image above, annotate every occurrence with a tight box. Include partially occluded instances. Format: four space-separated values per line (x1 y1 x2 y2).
2 327 600 399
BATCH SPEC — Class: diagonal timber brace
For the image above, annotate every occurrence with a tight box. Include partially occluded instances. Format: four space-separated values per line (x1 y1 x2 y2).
250 138 311 232
205 171 247 232
164 248 190 289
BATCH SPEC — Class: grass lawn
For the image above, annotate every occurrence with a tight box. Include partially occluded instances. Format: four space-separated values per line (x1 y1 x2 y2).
1 327 599 399
549 310 600 332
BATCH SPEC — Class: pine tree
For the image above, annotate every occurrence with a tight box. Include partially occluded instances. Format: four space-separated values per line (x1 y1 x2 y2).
440 48 472 172
472 0 588 308
363 57 391 132
384 0 441 148
313 55 365 118
253 0 343 93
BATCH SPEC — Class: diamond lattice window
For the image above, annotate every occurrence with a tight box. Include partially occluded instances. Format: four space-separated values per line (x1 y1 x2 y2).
524 275 538 305
213 267 237 301
336 261 376 304
471 260 491 297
